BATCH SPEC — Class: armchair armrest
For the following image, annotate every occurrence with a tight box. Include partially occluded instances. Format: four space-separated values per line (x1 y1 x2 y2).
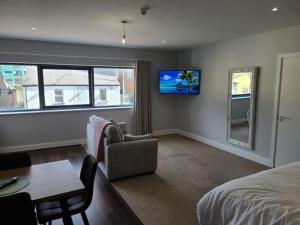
103 139 158 180
108 139 157 154
123 134 153 142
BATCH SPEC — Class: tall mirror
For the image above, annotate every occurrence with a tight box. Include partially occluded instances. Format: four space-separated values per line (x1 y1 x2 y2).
227 67 258 149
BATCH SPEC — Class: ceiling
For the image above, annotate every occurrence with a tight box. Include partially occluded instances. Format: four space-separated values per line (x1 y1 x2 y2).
0 0 299 50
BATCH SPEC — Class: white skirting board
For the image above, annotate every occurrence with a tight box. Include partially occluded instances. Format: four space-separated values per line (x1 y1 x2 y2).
153 129 272 167
0 139 86 153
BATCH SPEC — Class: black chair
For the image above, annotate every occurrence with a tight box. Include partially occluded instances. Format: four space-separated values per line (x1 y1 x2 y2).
0 152 32 170
36 155 97 225
0 192 37 225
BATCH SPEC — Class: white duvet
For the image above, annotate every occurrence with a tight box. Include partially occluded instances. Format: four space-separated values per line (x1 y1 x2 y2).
197 162 300 225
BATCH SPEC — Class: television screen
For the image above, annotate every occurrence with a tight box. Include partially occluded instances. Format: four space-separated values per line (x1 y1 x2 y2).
159 70 201 94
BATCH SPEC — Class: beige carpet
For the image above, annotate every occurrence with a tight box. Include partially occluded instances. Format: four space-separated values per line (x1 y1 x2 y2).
112 134 267 225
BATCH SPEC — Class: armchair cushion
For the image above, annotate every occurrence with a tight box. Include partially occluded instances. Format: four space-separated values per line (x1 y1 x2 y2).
110 120 125 141
124 134 153 142
104 125 123 144
104 121 129 143
117 122 128 134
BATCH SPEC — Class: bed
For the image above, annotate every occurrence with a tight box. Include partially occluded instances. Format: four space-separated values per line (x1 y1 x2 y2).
197 162 300 225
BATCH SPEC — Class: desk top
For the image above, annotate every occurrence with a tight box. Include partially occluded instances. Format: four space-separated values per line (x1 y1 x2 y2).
0 160 85 203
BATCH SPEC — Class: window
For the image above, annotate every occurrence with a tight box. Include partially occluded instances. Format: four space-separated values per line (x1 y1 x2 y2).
0 64 39 111
231 72 251 98
42 67 91 107
94 68 134 106
0 64 134 112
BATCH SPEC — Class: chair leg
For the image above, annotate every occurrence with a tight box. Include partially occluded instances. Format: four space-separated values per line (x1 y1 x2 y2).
41 222 50 225
60 199 74 225
42 221 51 225
62 215 73 225
81 211 90 225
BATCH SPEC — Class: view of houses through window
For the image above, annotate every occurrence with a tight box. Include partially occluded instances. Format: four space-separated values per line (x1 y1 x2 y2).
94 68 134 106
232 72 251 97
0 64 134 112
43 68 90 107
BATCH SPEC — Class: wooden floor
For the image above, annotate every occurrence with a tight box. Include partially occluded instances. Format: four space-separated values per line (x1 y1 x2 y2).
29 145 143 225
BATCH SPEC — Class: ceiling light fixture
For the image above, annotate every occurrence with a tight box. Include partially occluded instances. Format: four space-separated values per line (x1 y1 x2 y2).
271 7 279 12
121 20 127 44
31 27 37 30
162 40 166 44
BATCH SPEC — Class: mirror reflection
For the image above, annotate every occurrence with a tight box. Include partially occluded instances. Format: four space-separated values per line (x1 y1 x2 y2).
228 68 257 149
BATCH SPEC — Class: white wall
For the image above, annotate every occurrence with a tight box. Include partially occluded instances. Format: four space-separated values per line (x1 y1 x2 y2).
0 39 178 150
177 25 300 161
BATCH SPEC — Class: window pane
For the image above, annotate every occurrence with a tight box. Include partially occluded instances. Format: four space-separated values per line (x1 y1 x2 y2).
232 72 251 96
43 69 90 106
94 68 134 106
0 65 39 111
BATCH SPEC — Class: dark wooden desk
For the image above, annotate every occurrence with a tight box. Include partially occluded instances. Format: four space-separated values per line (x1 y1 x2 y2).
0 160 84 203
0 160 85 203
0 160 85 225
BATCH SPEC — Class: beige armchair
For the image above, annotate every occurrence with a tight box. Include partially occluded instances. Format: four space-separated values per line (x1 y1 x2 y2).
97 122 158 181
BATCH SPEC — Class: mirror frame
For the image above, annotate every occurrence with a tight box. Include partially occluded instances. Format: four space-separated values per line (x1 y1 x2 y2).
227 67 258 149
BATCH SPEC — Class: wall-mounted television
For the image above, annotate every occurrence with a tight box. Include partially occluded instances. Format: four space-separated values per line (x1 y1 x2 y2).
159 70 201 94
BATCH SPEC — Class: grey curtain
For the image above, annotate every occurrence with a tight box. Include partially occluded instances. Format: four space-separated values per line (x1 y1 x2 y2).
134 60 152 135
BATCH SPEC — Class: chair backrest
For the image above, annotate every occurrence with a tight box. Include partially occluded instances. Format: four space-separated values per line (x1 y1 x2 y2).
80 154 97 209
0 192 37 225
0 152 32 170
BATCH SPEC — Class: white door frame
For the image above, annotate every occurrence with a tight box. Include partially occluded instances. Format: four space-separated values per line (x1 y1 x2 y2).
270 52 300 167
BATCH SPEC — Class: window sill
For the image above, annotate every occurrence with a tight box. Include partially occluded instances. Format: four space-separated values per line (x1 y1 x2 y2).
0 105 134 116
